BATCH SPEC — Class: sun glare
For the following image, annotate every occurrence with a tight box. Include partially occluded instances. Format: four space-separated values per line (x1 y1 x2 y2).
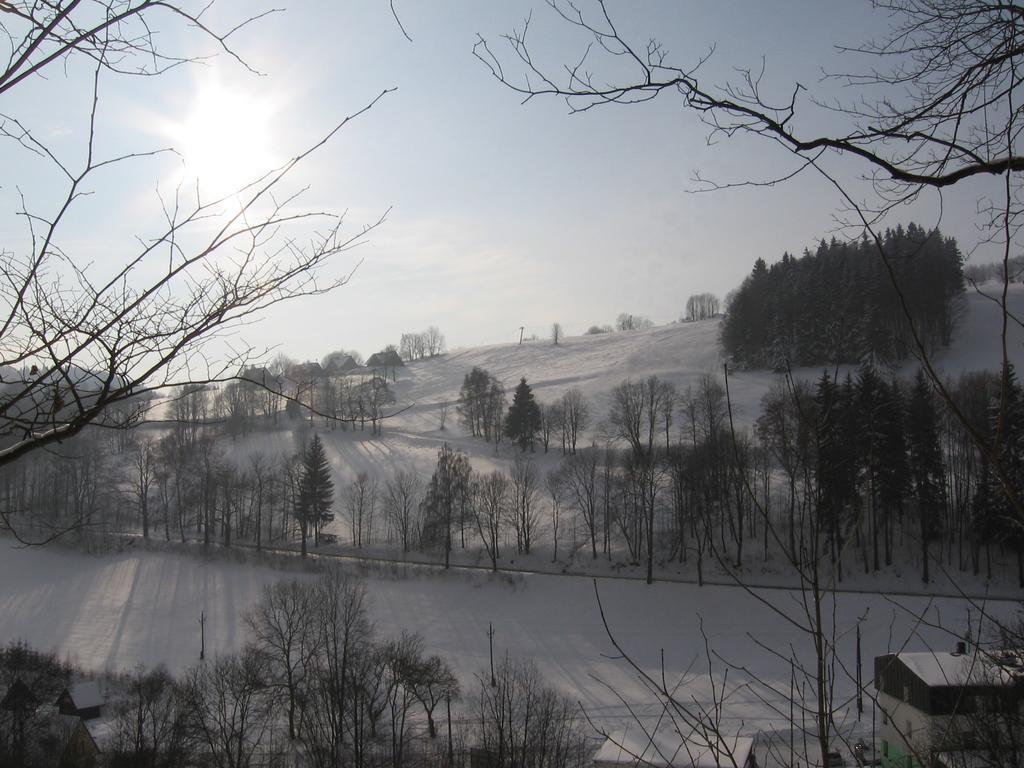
171 82 279 200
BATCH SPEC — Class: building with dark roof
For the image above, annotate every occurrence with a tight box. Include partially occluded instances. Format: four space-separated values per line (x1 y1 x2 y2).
875 645 1024 768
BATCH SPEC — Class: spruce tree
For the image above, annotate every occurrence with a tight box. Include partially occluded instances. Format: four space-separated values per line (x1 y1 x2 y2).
721 224 964 368
906 370 945 583
296 433 334 556
990 364 1024 585
877 377 909 569
504 377 542 452
815 372 862 579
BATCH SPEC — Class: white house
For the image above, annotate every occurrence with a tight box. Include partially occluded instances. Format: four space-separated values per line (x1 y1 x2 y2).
874 644 1023 768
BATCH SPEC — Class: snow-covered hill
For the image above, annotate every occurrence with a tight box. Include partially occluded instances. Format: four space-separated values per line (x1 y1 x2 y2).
1 283 1021 747
235 282 1024 487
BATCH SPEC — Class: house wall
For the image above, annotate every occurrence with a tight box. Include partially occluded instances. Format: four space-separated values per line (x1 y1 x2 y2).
877 690 935 768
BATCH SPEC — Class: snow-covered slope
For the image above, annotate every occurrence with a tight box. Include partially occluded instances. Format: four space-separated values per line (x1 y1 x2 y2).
249 283 1024 486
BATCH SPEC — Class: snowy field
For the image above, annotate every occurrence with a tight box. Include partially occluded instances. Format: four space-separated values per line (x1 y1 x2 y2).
1 282 1022 744
0 540 1017 736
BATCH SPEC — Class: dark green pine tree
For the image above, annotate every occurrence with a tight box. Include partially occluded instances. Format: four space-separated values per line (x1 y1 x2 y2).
876 376 909 569
815 371 856 578
504 377 542 452
855 364 889 573
297 433 334 556
906 370 946 583
989 364 1024 586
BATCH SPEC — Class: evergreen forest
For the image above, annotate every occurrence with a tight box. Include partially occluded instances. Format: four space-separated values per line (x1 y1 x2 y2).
721 224 964 369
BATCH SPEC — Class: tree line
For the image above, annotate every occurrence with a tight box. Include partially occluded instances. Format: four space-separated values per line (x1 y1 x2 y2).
722 223 964 369
399 327 446 362
5 362 1023 588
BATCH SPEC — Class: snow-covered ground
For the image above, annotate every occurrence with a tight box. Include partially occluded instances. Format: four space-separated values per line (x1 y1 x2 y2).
0 540 1015 737
1 282 1021 747
204 283 1024 590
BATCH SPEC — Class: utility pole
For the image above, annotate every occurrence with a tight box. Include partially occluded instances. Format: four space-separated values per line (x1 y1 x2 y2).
488 622 496 686
199 611 206 661
518 326 524 345
446 694 454 766
856 623 863 718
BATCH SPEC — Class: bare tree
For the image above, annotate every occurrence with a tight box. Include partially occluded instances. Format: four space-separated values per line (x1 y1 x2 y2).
615 312 653 331
509 455 540 555
406 653 460 740
473 470 509 571
551 322 563 345
346 472 377 547
246 451 272 551
423 326 446 357
539 401 561 453
560 388 589 455
384 469 422 553
684 293 721 321
182 646 274 768
244 579 317 741
303 568 371 768
475 657 588 768
0 1 391 544
131 436 157 539
546 468 566 562
399 333 417 362
606 379 646 455
383 631 422 767
366 375 395 437
563 448 600 559
109 665 191 768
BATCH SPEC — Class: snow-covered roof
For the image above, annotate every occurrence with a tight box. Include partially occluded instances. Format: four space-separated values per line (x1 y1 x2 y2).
593 726 753 768
896 651 1020 687
68 681 104 709
82 715 116 747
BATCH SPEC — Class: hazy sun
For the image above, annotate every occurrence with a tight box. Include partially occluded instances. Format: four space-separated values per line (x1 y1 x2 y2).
170 82 278 199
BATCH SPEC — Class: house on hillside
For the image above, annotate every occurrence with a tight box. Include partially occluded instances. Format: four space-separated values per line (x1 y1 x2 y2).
239 366 281 391
365 349 404 382
287 361 326 383
593 727 756 768
56 681 104 720
324 354 360 375
875 644 1024 768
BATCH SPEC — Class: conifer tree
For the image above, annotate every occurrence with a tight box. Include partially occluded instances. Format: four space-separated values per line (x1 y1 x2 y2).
877 377 909 569
907 370 946 583
990 364 1024 585
296 434 334 556
504 377 542 452
720 224 963 368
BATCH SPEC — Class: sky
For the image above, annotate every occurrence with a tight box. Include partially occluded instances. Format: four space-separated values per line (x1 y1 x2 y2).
0 1 1008 364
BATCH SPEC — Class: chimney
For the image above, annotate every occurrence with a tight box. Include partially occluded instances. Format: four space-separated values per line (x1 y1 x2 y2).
953 641 966 656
